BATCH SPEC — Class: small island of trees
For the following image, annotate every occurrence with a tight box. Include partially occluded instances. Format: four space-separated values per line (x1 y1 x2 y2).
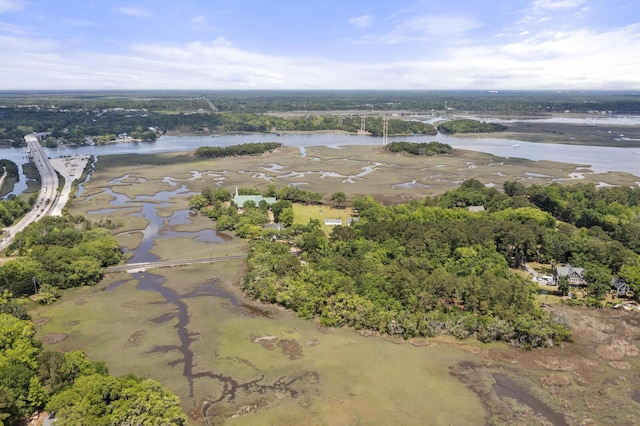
385 141 453 156
194 142 282 158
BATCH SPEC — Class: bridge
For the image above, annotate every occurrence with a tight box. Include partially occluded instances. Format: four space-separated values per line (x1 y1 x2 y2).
103 254 248 273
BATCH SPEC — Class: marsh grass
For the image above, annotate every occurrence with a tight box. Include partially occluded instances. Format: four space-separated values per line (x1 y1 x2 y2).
32 263 486 425
30 142 640 425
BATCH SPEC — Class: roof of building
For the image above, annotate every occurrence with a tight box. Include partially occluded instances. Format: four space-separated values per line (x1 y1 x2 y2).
612 278 629 291
555 263 585 277
233 195 276 206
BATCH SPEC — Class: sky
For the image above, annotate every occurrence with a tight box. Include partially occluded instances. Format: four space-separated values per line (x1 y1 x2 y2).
1 0 639 90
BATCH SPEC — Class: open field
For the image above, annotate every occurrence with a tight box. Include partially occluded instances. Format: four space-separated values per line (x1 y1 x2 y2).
292 204 356 232
31 144 640 424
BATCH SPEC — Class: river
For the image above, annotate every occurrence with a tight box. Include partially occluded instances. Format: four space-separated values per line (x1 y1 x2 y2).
2 128 639 197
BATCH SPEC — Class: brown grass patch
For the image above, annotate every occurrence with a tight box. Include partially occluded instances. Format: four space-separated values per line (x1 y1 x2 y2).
34 317 51 326
41 333 68 344
126 330 147 346
277 339 303 360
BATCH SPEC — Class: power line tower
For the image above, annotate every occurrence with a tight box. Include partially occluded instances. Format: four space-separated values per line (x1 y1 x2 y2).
359 114 366 134
382 116 389 145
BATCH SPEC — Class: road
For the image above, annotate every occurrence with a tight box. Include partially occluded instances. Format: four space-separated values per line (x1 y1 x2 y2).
0 134 59 251
103 254 247 273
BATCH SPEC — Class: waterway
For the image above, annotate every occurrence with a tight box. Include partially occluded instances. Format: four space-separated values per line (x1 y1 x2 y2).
2 125 640 197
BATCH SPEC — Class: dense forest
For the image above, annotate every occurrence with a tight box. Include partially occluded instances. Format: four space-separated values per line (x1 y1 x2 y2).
0 197 30 228
3 90 638 145
0 216 122 301
2 90 639 114
437 119 507 134
0 293 186 425
194 142 282 158
190 178 640 348
0 107 434 146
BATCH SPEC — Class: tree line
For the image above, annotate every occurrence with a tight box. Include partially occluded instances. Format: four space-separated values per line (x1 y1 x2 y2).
437 119 507 134
0 107 435 146
3 90 639 114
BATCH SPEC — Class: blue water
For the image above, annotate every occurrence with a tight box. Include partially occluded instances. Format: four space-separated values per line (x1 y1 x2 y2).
2 129 640 197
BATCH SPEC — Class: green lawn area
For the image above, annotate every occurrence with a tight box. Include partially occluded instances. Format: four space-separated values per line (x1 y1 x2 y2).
293 204 357 235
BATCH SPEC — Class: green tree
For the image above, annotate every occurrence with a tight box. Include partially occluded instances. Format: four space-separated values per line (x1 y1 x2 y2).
557 276 570 297
584 263 612 300
279 207 294 227
26 376 47 411
330 192 347 208
109 376 187 426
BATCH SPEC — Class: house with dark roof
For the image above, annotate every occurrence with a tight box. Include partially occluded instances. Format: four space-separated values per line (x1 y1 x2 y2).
611 278 631 297
553 264 587 287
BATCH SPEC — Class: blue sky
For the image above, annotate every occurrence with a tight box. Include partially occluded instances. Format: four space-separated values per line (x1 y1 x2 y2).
1 0 639 90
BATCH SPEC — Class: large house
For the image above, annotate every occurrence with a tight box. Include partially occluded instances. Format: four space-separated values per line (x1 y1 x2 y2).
553 264 587 287
233 187 276 209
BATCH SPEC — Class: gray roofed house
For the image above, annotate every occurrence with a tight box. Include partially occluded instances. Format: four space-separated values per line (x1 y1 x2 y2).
553 264 587 286
612 278 631 297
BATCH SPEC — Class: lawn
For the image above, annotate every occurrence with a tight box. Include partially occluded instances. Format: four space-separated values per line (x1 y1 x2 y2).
293 203 356 234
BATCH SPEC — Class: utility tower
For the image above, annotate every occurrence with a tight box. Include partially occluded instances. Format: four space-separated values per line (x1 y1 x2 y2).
382 116 389 145
358 114 367 135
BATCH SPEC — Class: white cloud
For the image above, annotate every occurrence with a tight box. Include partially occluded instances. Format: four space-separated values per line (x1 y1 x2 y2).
349 14 375 29
0 20 31 35
530 0 587 12
116 6 152 18
1 23 640 90
0 0 24 13
354 13 482 45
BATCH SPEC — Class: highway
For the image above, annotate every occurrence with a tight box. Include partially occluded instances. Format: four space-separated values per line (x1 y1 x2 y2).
0 134 59 251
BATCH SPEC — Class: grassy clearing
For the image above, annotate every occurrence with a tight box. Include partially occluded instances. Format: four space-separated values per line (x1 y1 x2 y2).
292 204 356 233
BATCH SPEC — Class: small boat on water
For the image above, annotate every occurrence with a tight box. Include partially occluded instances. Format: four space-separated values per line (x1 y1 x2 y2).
512 143 520 148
